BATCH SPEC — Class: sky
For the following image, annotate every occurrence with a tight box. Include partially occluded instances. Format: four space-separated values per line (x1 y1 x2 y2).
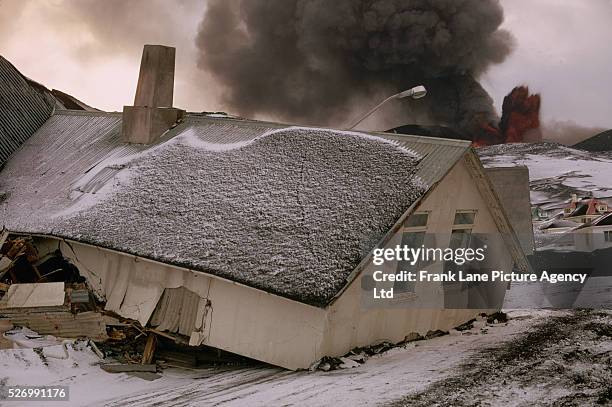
0 0 610 130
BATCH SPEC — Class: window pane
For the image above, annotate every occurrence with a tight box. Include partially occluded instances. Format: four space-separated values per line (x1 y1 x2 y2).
395 232 425 293
449 229 472 249
405 213 428 228
454 212 475 225
394 278 415 293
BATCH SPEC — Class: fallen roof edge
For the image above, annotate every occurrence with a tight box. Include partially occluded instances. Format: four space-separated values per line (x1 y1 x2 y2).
4 230 329 310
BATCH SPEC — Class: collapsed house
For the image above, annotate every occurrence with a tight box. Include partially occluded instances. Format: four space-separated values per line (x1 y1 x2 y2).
0 45 531 369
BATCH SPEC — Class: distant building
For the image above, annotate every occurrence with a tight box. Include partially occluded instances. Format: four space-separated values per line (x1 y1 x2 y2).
573 213 612 251
531 206 549 221
539 219 581 235
563 194 610 224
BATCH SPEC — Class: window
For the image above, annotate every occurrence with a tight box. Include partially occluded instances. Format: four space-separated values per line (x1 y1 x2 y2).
453 210 476 226
394 231 425 293
394 212 429 293
605 231 612 242
449 228 472 249
405 212 429 228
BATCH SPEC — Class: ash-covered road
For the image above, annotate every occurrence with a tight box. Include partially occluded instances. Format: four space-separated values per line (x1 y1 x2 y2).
390 309 612 406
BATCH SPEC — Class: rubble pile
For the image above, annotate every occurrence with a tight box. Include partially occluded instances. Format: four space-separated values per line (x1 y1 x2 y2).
0 230 255 375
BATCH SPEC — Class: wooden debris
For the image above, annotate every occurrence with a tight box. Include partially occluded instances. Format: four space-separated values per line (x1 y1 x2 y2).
88 339 105 359
0 309 108 341
148 327 188 344
100 363 157 373
108 328 127 341
141 333 157 365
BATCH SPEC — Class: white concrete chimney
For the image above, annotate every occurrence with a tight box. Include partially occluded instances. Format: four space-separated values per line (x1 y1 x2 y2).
122 45 185 144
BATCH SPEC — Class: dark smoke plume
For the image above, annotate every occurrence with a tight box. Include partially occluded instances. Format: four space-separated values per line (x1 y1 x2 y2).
196 0 514 136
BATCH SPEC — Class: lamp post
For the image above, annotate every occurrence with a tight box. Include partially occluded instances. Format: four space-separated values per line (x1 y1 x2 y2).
346 85 427 130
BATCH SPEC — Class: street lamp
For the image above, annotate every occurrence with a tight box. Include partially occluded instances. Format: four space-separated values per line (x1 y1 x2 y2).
346 85 427 130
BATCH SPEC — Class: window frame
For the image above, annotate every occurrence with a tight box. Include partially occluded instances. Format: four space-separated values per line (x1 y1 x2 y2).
394 211 430 295
403 211 430 230
453 210 477 229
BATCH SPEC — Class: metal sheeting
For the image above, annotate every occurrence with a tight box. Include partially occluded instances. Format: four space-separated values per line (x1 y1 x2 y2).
149 287 201 337
0 56 56 166
373 133 471 186
171 114 285 144
0 111 143 227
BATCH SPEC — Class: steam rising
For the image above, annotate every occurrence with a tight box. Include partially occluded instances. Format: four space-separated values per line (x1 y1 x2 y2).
196 0 514 133
542 121 606 146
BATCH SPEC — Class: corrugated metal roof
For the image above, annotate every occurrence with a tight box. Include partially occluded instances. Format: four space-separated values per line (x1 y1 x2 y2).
0 56 57 167
371 132 471 186
150 287 200 337
0 111 144 229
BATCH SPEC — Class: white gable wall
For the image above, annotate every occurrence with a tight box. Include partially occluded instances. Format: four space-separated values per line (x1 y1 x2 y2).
319 157 513 359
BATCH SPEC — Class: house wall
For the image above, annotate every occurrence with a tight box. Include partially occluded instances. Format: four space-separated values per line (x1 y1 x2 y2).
54 239 328 370
485 166 535 255
574 226 612 251
319 158 513 359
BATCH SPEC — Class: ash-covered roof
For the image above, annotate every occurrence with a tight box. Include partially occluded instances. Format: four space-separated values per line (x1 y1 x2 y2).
0 111 470 306
0 56 59 166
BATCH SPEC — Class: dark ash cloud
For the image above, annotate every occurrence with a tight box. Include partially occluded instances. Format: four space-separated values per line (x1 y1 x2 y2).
196 0 515 132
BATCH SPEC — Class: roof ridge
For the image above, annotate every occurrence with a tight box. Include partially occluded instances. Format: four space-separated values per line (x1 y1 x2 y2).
53 109 122 117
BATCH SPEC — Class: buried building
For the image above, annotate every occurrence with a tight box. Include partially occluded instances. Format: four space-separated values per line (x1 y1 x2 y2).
0 46 531 370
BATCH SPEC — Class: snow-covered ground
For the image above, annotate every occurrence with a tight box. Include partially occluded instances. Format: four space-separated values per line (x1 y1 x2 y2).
2 309 610 406
478 142 612 209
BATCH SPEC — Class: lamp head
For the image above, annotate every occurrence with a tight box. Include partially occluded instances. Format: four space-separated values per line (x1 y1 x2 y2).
396 85 427 100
